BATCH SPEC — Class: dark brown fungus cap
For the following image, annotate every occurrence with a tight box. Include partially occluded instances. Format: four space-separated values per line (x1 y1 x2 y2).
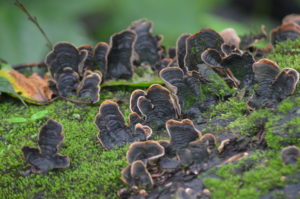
252 59 280 85
282 14 300 25
184 28 224 71
272 68 299 100
250 59 299 108
220 28 241 48
168 47 176 59
45 42 88 79
201 48 222 67
221 43 242 56
137 84 178 128
129 19 162 66
202 49 255 88
106 30 136 79
176 33 191 71
271 23 300 46
166 119 201 153
177 133 218 171
130 89 146 116
76 71 102 104
121 160 153 188
126 141 165 164
78 44 94 74
154 58 174 72
56 67 80 97
160 67 201 116
281 146 300 165
94 42 109 77
129 112 144 127
95 100 150 149
95 100 128 149
221 52 255 88
133 123 152 140
22 119 70 173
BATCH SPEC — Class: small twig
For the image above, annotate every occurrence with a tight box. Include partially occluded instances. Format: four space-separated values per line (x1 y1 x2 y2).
13 61 46 70
0 58 8 64
59 96 95 105
14 0 52 50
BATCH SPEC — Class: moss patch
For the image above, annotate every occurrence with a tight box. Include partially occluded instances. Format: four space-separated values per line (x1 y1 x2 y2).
0 89 131 199
267 39 300 72
203 151 300 199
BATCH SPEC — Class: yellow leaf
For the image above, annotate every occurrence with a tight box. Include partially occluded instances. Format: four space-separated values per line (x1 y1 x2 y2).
0 68 53 105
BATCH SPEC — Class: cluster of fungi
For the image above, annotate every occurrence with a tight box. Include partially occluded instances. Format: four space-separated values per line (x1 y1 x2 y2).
22 15 300 198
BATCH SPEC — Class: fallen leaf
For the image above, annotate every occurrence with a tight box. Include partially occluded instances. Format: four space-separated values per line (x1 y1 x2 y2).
0 64 53 104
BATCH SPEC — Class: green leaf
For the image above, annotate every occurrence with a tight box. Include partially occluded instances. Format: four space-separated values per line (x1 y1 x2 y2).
6 117 28 123
0 76 27 106
30 110 49 121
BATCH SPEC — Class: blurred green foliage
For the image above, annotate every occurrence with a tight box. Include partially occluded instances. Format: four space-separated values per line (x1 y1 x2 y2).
0 0 266 65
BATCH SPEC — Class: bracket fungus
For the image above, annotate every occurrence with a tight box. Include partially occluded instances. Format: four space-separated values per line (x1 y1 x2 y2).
130 84 179 130
160 66 203 116
76 71 102 103
45 42 102 103
201 48 255 89
176 133 218 172
122 160 153 189
22 119 70 173
95 100 152 149
106 30 136 79
281 146 300 165
249 59 299 108
77 42 110 78
46 42 88 79
271 23 300 46
176 33 191 71
184 28 224 71
126 140 165 164
129 19 162 67
166 119 202 154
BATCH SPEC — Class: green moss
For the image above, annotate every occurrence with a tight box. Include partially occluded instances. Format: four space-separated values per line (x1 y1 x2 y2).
277 97 300 113
0 89 132 199
209 98 248 120
203 151 300 199
228 109 271 135
267 39 300 72
265 97 300 149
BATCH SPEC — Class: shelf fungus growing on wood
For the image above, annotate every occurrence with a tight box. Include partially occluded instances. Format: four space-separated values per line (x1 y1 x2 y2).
78 42 109 77
176 33 191 72
166 119 202 154
95 100 152 149
126 141 165 164
129 84 179 130
281 146 300 165
121 160 153 189
22 119 70 173
271 23 300 46
76 71 102 103
46 42 102 103
160 66 202 116
271 18 300 46
184 28 224 71
201 48 255 89
106 30 136 80
249 59 299 108
129 19 163 67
